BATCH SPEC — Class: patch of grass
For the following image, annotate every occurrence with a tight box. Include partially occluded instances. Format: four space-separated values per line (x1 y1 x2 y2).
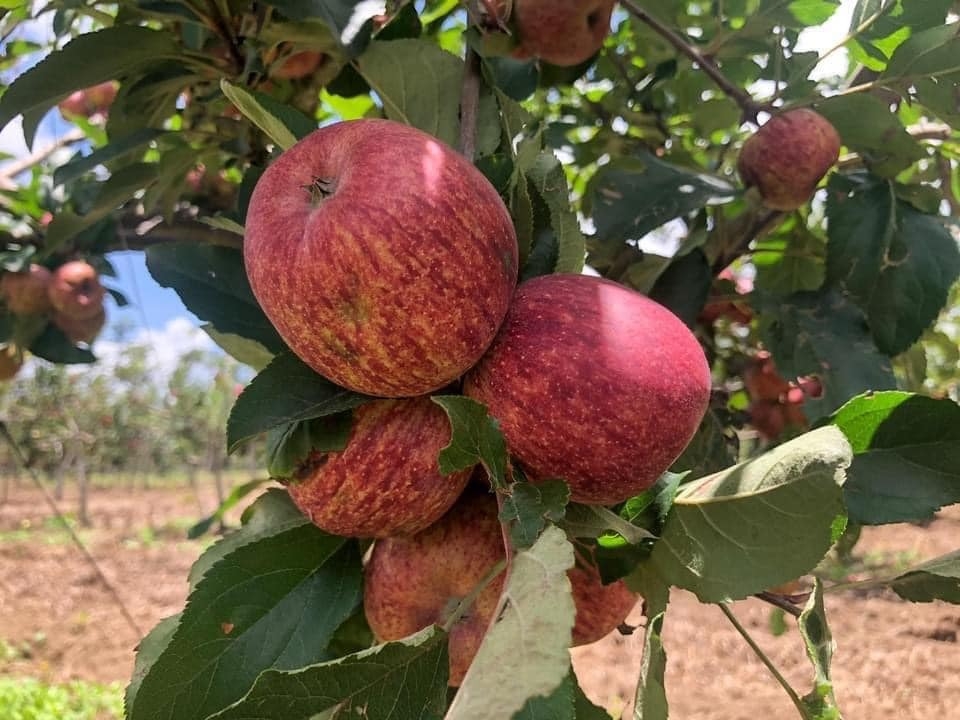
0 677 123 719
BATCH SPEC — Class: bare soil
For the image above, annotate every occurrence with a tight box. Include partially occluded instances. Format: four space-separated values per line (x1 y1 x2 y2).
1 482 958 718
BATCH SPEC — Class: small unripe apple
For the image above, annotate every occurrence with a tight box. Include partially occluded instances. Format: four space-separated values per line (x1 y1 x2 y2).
0 345 22 381
48 261 106 320
53 307 106 344
244 118 518 397
57 82 118 119
287 396 472 538
465 274 711 506
269 50 326 80
737 109 841 211
509 0 616 66
364 489 637 686
1 264 53 315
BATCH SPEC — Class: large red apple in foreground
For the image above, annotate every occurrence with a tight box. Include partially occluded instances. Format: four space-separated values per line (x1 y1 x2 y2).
287 396 472 537
737 109 841 211
48 261 106 320
364 489 637 686
465 273 711 505
244 119 518 397
509 0 616 66
0 264 52 315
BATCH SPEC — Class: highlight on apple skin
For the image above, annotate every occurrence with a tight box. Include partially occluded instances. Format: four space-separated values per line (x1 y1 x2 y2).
287 396 472 538
737 108 841 211
48 261 106 320
465 273 712 506
509 0 616 67
364 489 639 686
243 118 519 398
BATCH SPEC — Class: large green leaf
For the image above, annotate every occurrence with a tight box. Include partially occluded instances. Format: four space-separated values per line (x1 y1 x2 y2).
54 129 166 186
525 152 586 274
431 395 508 487
880 23 960 84
825 173 960 356
220 81 315 150
514 670 611 720
829 391 960 524
889 550 960 603
210 627 449 719
629 566 670 720
355 38 463 148
648 426 851 603
145 243 285 353
499 480 570 551
586 154 736 245
448 526 576 720
28 324 96 364
128 523 362 720
227 352 372 452
265 0 382 52
0 25 180 132
760 289 898 418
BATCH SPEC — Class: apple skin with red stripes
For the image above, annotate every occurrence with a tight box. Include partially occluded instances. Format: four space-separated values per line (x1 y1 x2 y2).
287 396 471 538
465 273 712 506
509 0 616 67
243 119 518 397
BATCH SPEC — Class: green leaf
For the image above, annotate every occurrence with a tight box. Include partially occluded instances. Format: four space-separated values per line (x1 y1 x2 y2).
265 0 383 52
825 173 960 356
798 579 841 718
186 479 269 539
889 550 960 603
0 26 180 130
760 289 898 418
355 39 464 148
220 81 315 150
145 243 285 353
586 154 736 245
28 324 95 364
670 410 737 480
880 23 960 83
630 566 670 720
816 96 925 178
499 480 570 550
448 526 576 720
513 670 611 720
210 627 449 719
128 526 362 720
753 225 826 296
227 352 372 452
431 395 508 487
54 129 165 186
125 614 180 717
200 325 274 371
525 152 586 274
649 426 852 603
264 414 354 479
198 216 246 235
828 391 960 524
561 504 657 545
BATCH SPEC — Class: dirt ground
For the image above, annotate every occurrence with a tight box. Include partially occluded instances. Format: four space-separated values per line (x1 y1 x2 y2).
0 481 958 719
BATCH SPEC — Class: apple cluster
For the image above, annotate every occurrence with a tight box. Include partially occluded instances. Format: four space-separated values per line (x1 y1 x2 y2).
0 260 108 380
744 351 823 440
244 118 712 684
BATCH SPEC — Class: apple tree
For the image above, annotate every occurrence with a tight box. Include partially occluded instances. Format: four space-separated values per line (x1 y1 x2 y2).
1 1 960 718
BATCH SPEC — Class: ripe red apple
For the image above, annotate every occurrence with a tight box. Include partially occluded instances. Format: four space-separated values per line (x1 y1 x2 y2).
1 264 53 315
464 274 712 506
364 489 637 686
269 50 326 80
53 307 106 344
244 118 518 397
57 81 118 119
508 0 616 66
287 396 472 538
737 109 841 211
0 345 23 381
48 261 106 320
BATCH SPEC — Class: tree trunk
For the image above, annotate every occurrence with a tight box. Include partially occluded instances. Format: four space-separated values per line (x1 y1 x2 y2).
76 453 90 527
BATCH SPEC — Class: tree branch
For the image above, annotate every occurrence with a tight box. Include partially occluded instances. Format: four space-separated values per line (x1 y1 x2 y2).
459 47 482 162
0 128 86 191
620 0 766 123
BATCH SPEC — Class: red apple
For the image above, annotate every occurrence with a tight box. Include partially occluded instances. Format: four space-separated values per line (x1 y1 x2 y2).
244 118 518 397
364 489 637 686
57 81 118 119
509 0 616 66
287 396 472 538
48 261 106 320
464 274 712 506
737 109 841 211
269 50 326 80
53 307 106 344
1 264 53 315
0 345 22 381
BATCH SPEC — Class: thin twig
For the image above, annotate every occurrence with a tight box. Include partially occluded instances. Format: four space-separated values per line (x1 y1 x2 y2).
754 591 803 618
719 602 808 717
0 421 143 640
0 128 86 190
620 0 766 123
459 48 482 161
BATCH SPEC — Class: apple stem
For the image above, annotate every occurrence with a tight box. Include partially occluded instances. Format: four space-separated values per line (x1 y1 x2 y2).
754 591 802 618
303 177 337 206
459 48 482 162
619 0 769 124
